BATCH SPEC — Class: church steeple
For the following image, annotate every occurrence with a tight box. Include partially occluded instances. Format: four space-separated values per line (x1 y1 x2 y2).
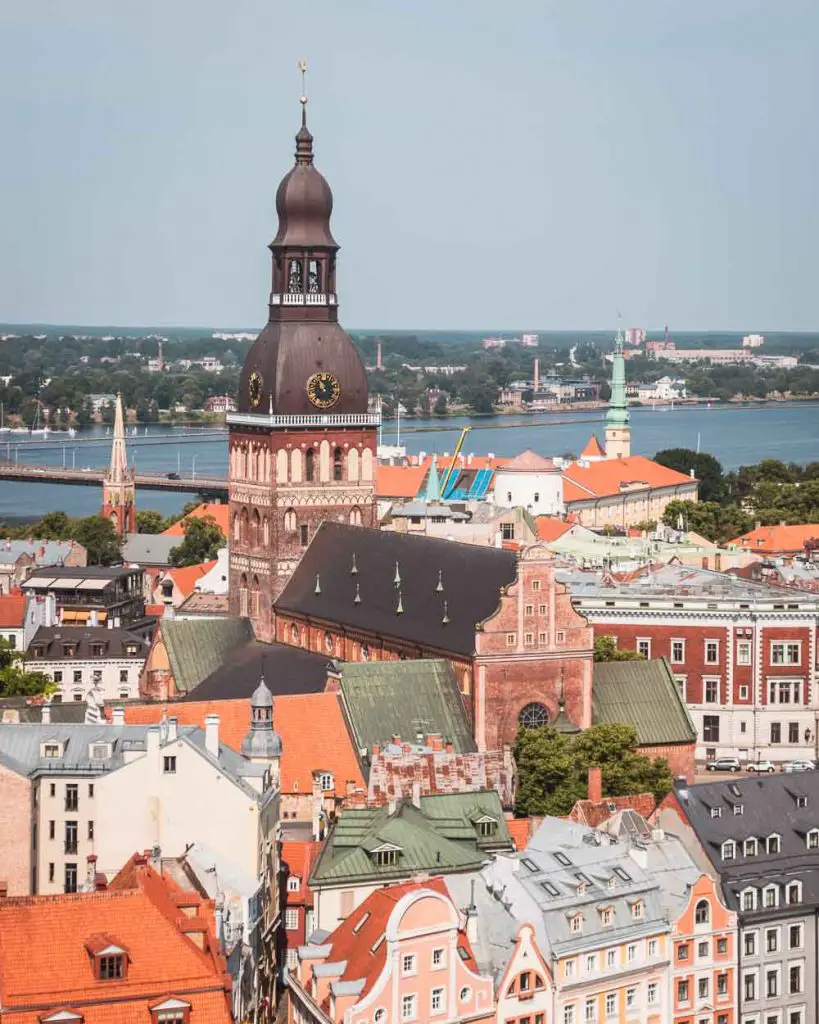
101 393 136 536
241 674 282 783
605 320 631 459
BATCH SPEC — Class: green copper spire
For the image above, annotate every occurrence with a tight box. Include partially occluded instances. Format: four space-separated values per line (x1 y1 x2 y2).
424 454 441 503
606 320 630 427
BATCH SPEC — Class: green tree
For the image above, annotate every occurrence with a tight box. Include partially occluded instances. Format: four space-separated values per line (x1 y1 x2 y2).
36 511 73 539
170 515 224 567
71 516 122 566
661 500 753 544
433 393 448 417
136 509 166 534
514 722 673 817
0 639 54 697
593 635 645 662
653 448 726 503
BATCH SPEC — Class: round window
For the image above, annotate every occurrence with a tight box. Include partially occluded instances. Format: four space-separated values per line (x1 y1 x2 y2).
518 702 549 729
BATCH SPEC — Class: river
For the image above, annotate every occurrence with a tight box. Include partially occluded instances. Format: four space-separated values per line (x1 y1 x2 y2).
0 401 817 521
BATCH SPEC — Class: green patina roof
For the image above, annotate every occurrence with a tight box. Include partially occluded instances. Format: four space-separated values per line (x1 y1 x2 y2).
310 791 511 887
162 617 254 694
339 660 476 754
593 657 696 746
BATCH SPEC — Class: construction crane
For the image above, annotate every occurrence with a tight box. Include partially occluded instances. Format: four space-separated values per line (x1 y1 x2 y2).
440 426 471 498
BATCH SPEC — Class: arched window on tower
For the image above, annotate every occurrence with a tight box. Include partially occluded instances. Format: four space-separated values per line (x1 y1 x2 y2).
251 576 260 619
232 512 240 544
519 702 549 729
288 259 303 293
305 448 315 482
251 509 261 547
347 448 360 482
284 509 297 532
263 516 269 546
349 506 362 526
333 447 343 482
240 508 249 546
308 259 321 293
239 574 248 617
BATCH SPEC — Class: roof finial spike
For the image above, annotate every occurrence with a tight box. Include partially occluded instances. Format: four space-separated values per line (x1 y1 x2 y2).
396 589 403 615
393 561 401 587
351 553 358 575
354 583 361 605
299 58 308 125
442 600 450 625
436 569 444 593
294 58 314 165
314 573 321 595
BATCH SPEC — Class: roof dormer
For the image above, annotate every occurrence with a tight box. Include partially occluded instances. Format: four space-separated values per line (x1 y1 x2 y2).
84 934 129 981
370 842 401 867
149 997 191 1024
41 741 63 760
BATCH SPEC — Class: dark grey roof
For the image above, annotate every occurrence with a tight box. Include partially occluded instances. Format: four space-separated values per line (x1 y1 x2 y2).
121 533 179 567
338 660 475 756
28 625 150 661
275 522 518 657
183 640 330 701
26 565 138 581
0 698 86 725
672 774 819 913
593 658 696 746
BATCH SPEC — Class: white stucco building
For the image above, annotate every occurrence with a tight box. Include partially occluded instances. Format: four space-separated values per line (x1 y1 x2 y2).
26 625 148 702
492 449 564 515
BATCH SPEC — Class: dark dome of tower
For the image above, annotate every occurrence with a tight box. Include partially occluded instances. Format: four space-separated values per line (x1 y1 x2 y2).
272 121 338 248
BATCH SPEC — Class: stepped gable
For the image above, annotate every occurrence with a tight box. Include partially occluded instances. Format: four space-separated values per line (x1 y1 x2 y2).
275 521 518 657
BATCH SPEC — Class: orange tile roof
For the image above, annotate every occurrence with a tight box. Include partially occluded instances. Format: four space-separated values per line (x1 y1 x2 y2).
569 793 656 828
0 854 231 1024
145 603 166 618
728 523 819 554
281 840 322 907
414 454 508 472
375 464 426 499
163 503 229 538
501 449 558 472
316 878 479 999
112 693 364 797
581 434 606 458
535 516 573 542
163 561 218 599
506 817 532 851
562 455 694 501
0 593 26 629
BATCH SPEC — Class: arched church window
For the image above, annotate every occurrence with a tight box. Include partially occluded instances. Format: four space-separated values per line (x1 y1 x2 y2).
360 644 370 661
291 623 300 645
288 259 303 294
324 632 334 654
333 447 343 482
239 574 248 618
232 512 240 543
349 506 362 526
251 509 261 547
263 516 269 546
308 259 321 293
251 576 260 619
240 508 249 545
519 702 549 729
284 509 297 532
305 448 315 482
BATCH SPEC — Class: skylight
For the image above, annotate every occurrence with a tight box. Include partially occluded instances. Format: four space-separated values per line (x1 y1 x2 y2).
613 866 632 882
540 881 560 897
553 852 572 867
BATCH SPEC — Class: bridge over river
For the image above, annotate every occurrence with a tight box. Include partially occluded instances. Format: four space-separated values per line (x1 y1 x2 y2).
0 461 227 496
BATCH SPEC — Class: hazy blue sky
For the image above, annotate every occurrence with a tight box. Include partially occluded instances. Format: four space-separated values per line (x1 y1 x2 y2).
0 1 816 331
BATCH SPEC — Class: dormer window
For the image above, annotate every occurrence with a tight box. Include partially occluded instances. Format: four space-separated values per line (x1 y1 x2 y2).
569 913 583 934
631 900 645 920
733 804 744 815
740 888 757 912
600 907 614 926
710 807 722 818
474 815 498 837
149 998 191 1024
319 773 334 792
89 743 111 761
763 884 779 909
797 795 808 808
31 645 45 659
744 838 758 857
806 829 819 850
372 844 401 867
99 954 124 980
90 643 106 657
721 840 736 860
62 643 77 658
124 644 139 656
41 742 63 759
787 881 802 905
767 834 781 854
85 938 129 981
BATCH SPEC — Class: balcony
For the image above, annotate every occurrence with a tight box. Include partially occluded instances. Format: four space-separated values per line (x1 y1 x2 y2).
270 292 337 306
227 411 381 429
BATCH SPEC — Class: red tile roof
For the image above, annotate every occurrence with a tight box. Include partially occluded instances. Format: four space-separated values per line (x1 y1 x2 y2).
162 561 218 599
0 593 26 629
367 750 514 807
163 503 229 538
562 455 694 501
580 434 606 458
535 516 573 543
0 854 231 1024
568 793 656 828
375 465 426 499
113 693 364 797
728 523 819 555
506 817 533 851
281 841 322 907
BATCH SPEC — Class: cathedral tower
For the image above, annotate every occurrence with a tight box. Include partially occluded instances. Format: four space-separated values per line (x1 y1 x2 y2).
604 322 631 459
101 392 136 536
227 81 378 641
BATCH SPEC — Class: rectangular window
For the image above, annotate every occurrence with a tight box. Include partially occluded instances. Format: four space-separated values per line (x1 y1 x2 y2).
605 993 616 1016
538 603 547 615
606 949 616 968
703 715 720 742
73 669 82 684
401 994 416 1022
65 784 78 812
678 943 689 961
585 954 596 972
766 970 778 997
737 641 752 665
524 632 534 646
64 862 78 893
538 631 548 644
120 668 128 683
432 947 445 968
525 604 534 616
648 938 657 956
584 1001 595 1023
771 722 781 744
678 979 690 1002
698 940 709 958
626 943 636 963
705 678 719 703
744 932 756 957
53 670 63 683
744 973 756 1001
401 954 416 976
739 685 749 700
48 820 55 840
430 987 444 1015
771 642 801 665
626 988 636 1008
506 633 516 647
98 954 124 979
532 580 541 591
789 965 802 994
699 978 709 998
48 862 54 883
285 908 298 930
163 756 176 773
717 937 727 954
766 929 779 952
300 524 308 547
789 722 800 743
637 638 651 658
501 522 514 540
718 972 728 995
564 1007 575 1024
789 924 803 949
647 983 657 1004
671 639 686 663
705 640 720 664
64 820 78 855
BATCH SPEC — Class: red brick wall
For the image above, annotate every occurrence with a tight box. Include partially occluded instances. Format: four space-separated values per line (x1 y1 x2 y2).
639 742 695 783
0 762 32 895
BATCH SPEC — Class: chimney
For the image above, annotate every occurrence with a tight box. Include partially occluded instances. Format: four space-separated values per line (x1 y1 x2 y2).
426 733 443 752
372 743 381 756
465 879 478 945
86 854 97 887
533 357 540 392
146 727 160 756
411 780 422 808
167 716 178 742
587 765 603 804
755 520 761 531
205 714 220 759
41 703 51 725
444 740 454 754
391 734 401 746
89 609 98 627
112 706 125 726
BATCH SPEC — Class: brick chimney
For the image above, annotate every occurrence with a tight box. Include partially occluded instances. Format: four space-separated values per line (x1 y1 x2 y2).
588 765 603 804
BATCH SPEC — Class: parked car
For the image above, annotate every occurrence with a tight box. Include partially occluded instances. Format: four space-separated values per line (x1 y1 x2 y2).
747 760 776 774
706 757 741 773
782 759 816 773
166 471 181 480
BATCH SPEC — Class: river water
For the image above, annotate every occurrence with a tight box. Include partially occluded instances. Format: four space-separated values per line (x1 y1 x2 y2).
0 401 817 521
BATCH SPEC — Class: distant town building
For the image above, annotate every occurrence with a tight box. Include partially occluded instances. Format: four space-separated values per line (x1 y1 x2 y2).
742 333 765 347
87 392 116 414
0 538 86 594
482 336 507 349
21 566 146 628
520 332 539 346
625 326 646 346
204 393 237 413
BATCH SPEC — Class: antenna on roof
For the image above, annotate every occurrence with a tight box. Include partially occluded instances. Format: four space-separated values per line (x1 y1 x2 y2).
314 573 321 595
351 553 358 575
436 569 444 593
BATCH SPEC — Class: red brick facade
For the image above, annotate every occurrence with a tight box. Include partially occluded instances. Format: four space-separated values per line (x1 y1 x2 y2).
228 428 376 641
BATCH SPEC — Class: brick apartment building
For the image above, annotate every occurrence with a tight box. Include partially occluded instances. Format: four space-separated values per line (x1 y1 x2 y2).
561 563 819 763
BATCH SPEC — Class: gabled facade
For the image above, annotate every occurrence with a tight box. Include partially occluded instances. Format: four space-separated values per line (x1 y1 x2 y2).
289 880 495 1024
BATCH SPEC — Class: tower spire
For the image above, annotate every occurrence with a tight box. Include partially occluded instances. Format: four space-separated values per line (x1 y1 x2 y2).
295 58 314 165
108 392 129 483
604 313 631 459
102 392 136 536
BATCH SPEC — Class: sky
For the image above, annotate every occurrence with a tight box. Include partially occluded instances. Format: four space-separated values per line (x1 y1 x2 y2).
0 0 817 332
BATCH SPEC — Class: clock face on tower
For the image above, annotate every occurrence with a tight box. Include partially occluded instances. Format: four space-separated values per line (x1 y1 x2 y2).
248 371 264 408
307 372 341 409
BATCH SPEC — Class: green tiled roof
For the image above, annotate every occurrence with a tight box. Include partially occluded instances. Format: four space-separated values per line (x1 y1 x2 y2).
310 791 511 887
162 617 254 694
339 660 476 754
592 657 696 746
